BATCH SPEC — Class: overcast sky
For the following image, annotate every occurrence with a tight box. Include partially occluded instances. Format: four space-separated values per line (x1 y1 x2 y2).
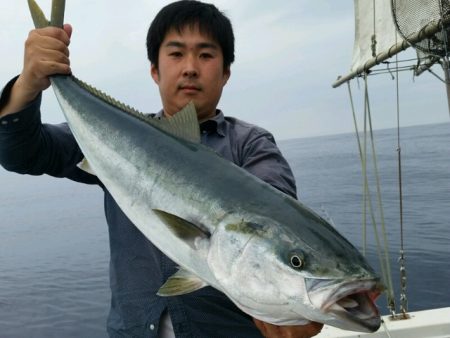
1 0 448 140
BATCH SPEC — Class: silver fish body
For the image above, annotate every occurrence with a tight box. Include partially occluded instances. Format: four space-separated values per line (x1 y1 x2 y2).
49 74 382 333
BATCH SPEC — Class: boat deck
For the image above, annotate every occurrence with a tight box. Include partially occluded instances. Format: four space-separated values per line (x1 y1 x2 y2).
316 307 450 338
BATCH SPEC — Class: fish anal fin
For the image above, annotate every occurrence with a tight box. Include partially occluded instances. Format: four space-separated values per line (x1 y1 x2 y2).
77 158 97 176
157 269 208 296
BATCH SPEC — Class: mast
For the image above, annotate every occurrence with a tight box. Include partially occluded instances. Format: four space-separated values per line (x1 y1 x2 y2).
443 60 450 116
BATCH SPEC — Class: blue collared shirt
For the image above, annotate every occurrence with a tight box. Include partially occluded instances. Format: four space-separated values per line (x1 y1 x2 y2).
0 77 297 337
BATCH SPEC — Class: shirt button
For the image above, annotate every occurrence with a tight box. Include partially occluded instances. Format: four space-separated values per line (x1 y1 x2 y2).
13 118 19 123
1 120 8 125
149 324 155 330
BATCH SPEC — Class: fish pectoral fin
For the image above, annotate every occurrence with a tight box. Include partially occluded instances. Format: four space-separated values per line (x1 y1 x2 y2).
157 269 208 296
153 209 210 249
77 158 97 176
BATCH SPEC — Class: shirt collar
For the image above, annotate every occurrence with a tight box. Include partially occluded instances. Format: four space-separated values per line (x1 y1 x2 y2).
200 110 225 137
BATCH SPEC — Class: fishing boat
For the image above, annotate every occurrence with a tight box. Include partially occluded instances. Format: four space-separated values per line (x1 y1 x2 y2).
317 0 450 337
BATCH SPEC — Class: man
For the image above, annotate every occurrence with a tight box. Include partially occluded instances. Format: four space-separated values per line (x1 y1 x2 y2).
0 1 323 337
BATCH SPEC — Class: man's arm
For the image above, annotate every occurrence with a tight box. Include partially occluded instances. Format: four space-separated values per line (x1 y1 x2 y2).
240 128 297 199
0 79 96 184
0 24 72 118
0 24 97 184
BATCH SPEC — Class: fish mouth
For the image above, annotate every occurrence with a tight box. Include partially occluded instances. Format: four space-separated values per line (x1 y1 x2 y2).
306 278 382 332
326 287 381 332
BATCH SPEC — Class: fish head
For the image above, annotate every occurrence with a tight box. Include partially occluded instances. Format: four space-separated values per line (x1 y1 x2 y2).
210 211 383 333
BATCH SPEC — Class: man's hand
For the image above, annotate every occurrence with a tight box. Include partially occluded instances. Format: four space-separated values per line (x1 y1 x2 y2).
0 24 72 117
253 318 323 338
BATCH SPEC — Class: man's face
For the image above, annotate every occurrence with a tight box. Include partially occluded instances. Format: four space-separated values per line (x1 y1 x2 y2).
151 25 230 121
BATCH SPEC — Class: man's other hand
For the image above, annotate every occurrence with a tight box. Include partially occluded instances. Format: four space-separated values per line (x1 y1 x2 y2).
253 318 323 338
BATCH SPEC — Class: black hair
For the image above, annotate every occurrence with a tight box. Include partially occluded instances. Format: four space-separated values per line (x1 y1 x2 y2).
146 0 235 70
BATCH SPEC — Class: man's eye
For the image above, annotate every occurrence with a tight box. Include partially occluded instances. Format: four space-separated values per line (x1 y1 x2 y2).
200 53 213 59
169 52 182 57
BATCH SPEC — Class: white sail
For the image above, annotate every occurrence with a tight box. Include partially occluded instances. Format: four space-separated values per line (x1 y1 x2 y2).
333 0 450 87
351 0 403 72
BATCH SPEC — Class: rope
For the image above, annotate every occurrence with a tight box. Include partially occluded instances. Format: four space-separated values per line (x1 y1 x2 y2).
346 78 396 314
371 0 377 57
427 67 447 83
395 31 408 316
381 318 394 338
363 77 392 300
363 75 396 314
439 1 450 118
346 82 367 255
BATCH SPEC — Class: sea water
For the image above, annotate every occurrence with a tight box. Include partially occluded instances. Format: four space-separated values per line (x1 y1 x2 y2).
0 122 449 337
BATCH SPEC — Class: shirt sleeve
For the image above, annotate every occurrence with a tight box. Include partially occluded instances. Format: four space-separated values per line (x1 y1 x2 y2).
240 128 298 199
0 77 99 185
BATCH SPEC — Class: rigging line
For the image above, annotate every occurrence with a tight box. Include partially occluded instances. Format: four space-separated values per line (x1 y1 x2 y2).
427 67 447 83
346 82 367 255
384 57 423 64
395 35 408 315
347 80 386 275
348 77 395 303
363 85 368 257
371 0 377 57
348 82 379 258
362 77 391 296
354 67 417 81
356 62 422 79
380 318 394 338
368 66 416 75
349 78 397 314
347 81 375 256
372 0 376 36
384 61 395 80
439 1 450 117
364 76 396 313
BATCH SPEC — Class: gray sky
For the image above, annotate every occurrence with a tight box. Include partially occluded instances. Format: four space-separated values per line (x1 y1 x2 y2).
1 0 448 140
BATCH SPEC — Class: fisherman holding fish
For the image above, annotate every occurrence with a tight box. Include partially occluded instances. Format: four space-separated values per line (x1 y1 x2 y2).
1 1 345 337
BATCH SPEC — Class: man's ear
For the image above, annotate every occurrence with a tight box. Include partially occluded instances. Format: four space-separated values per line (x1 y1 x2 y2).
223 67 231 86
151 64 160 84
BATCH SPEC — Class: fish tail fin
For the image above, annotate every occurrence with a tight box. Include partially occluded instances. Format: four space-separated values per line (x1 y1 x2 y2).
28 0 66 29
28 0 50 28
50 0 65 27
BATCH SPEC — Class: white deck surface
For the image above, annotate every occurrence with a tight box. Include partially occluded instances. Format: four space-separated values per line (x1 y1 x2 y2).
316 307 450 338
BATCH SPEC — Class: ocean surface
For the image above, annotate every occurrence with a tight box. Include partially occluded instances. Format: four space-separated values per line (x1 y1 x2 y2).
0 122 449 337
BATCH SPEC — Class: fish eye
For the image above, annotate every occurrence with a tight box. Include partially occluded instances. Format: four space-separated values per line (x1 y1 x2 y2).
289 252 304 269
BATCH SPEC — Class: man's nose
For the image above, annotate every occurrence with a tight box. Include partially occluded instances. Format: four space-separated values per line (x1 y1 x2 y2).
183 56 199 78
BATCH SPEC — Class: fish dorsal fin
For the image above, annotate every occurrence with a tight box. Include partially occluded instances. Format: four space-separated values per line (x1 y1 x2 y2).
153 209 210 249
71 79 200 143
157 268 208 296
155 102 200 144
28 1 201 144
